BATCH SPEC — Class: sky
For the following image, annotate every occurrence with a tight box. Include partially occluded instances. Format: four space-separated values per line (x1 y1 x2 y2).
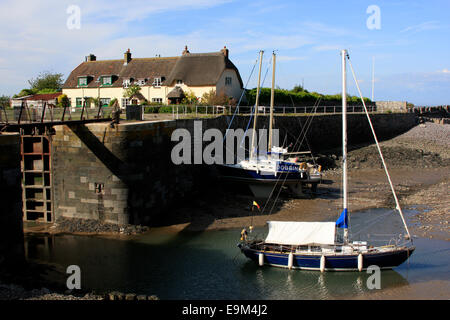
0 0 449 105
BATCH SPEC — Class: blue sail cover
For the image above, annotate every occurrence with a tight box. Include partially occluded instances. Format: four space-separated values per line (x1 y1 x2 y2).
336 208 348 228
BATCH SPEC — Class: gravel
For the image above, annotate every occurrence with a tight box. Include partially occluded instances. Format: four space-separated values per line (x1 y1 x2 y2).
321 122 450 172
54 217 149 235
393 122 450 148
0 282 159 300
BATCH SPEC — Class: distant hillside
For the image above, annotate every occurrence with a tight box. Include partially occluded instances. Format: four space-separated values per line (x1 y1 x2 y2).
245 87 373 106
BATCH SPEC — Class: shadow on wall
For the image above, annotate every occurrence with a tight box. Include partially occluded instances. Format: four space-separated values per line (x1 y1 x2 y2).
55 113 417 231
0 133 25 274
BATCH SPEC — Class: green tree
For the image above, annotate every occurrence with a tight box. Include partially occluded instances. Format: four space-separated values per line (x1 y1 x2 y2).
181 89 198 105
292 84 308 93
57 94 70 109
0 95 10 108
28 71 64 92
86 97 100 108
13 88 37 98
109 98 118 108
123 84 141 98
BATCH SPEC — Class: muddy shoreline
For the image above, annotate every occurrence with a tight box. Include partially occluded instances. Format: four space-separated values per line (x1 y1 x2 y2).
10 122 450 300
22 123 449 240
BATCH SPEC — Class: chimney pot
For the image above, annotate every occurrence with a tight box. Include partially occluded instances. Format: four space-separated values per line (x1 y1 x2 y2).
221 46 229 58
85 54 96 62
124 49 132 65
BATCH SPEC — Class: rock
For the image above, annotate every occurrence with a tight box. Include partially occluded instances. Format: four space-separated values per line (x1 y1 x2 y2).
148 295 159 300
125 293 136 301
136 295 147 301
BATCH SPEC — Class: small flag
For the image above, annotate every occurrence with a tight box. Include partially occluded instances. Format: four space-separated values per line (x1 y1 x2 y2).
336 208 348 228
253 201 261 211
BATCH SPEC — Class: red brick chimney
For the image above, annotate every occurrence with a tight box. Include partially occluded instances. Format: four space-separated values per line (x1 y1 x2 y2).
124 49 131 65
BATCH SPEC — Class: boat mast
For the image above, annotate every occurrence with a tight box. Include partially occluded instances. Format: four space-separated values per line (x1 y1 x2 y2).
371 56 375 102
341 49 349 243
250 50 264 160
268 51 276 154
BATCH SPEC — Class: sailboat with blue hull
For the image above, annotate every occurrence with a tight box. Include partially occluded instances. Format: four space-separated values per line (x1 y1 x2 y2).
238 50 415 272
217 51 321 196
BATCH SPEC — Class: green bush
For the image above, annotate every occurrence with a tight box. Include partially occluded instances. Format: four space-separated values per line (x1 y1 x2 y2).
144 106 159 113
245 87 372 106
158 106 174 113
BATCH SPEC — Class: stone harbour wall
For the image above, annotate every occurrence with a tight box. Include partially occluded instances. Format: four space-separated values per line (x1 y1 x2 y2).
0 133 24 269
52 121 206 225
52 113 417 225
375 101 408 113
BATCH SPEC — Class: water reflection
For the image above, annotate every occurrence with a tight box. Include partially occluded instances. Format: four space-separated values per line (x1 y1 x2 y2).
23 208 449 299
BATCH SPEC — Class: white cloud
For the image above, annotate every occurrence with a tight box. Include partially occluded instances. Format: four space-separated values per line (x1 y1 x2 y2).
312 44 344 52
277 56 307 62
400 21 440 33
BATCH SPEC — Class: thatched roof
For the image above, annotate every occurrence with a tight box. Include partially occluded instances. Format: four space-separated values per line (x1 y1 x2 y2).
167 87 185 99
164 52 243 87
63 49 243 89
129 92 146 101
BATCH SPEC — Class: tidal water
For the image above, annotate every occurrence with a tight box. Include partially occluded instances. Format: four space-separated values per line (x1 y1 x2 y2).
24 208 450 299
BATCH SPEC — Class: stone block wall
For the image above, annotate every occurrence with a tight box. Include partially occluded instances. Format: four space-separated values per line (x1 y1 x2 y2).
51 113 417 226
0 133 24 268
375 101 408 113
52 121 205 225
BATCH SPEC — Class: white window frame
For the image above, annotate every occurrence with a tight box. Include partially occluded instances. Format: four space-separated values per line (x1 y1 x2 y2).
101 76 112 85
78 77 88 86
152 77 162 87
121 98 130 108
135 79 146 86
123 79 131 88
152 98 163 103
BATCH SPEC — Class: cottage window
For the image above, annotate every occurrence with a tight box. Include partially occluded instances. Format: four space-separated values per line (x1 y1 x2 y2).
225 77 232 86
152 98 163 103
136 79 146 86
78 77 88 86
101 76 112 85
123 79 131 88
76 98 83 107
152 77 162 87
100 98 110 107
121 98 130 108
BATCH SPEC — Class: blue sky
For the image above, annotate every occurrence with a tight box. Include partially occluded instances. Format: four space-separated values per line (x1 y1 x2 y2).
0 0 449 105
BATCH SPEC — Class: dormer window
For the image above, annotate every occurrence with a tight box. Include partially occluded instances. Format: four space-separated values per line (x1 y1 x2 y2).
101 76 112 85
176 79 183 85
78 77 88 86
152 77 162 87
135 79 146 86
123 79 131 88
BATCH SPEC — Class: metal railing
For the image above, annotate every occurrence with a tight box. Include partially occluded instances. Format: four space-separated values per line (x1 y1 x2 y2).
141 104 378 117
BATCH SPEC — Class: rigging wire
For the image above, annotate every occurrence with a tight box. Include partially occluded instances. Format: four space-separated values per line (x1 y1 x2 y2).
346 54 412 242
261 96 322 216
239 54 273 150
223 57 259 142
